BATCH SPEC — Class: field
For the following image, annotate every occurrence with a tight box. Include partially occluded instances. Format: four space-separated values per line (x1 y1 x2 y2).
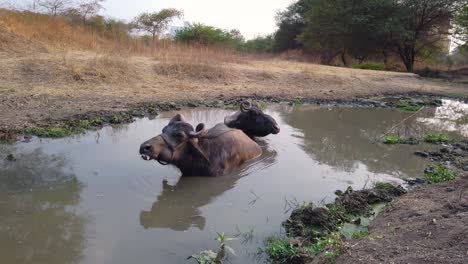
1 9 468 134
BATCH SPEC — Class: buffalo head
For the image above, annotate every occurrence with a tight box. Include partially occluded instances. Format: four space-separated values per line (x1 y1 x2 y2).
224 101 280 137
139 114 208 165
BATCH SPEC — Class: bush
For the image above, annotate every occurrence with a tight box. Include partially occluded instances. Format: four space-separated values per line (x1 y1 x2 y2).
175 23 244 48
239 35 274 53
264 237 300 263
352 63 386 71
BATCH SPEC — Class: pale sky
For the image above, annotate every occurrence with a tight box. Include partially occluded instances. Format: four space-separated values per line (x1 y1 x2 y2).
101 0 293 39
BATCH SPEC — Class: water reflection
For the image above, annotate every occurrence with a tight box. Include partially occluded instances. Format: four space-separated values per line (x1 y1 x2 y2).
280 105 434 176
417 99 468 137
0 148 86 264
139 145 278 231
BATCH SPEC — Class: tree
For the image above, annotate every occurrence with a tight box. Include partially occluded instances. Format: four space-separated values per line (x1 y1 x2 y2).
132 8 183 42
36 0 71 16
391 0 467 72
299 0 398 65
273 0 319 52
175 23 244 48
77 0 104 22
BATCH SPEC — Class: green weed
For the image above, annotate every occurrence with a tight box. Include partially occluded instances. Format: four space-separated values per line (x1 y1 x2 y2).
257 101 267 111
374 182 394 191
351 231 369 239
289 98 303 105
264 237 300 263
352 63 385 71
424 165 457 183
395 101 422 112
383 135 401 144
24 127 70 138
424 134 452 144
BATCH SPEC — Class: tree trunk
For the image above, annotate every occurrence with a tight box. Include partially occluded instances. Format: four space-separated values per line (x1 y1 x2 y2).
398 45 415 72
341 49 348 67
382 50 388 69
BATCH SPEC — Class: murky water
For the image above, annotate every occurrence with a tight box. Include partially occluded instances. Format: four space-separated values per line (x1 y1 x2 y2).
1 100 467 264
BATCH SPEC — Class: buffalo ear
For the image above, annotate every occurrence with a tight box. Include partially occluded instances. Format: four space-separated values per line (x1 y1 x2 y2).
189 123 208 138
169 114 186 124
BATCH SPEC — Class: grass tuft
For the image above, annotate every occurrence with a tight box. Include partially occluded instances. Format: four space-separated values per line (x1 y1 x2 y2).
424 165 457 183
23 127 70 138
424 134 452 144
264 237 300 263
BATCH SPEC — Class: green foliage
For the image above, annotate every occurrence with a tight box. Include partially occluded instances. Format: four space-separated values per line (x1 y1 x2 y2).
374 182 394 191
175 23 244 48
395 102 423 112
424 134 452 144
132 9 183 40
257 101 268 111
239 35 274 53
424 165 457 183
189 250 217 264
352 64 385 71
289 98 304 105
264 237 300 263
383 135 402 144
24 127 70 138
351 231 369 239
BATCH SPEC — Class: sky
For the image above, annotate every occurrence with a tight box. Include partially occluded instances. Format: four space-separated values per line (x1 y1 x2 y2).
100 0 293 39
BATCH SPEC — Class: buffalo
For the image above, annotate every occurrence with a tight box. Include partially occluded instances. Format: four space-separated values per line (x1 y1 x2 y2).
224 101 280 138
139 114 262 177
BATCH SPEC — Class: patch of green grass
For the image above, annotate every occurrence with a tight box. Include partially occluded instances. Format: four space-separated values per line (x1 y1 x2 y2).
395 101 423 112
424 133 452 144
383 135 402 144
374 182 394 191
303 232 344 262
257 101 267 111
352 63 385 71
224 105 238 110
264 237 300 263
351 231 369 240
24 127 71 138
383 135 419 145
425 165 457 183
289 98 303 105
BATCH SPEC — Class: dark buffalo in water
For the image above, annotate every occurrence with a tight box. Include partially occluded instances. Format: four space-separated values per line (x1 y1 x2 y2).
139 114 262 177
224 101 280 138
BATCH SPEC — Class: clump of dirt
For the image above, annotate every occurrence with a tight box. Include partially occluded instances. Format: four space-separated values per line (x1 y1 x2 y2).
335 185 407 216
283 184 406 240
415 141 468 172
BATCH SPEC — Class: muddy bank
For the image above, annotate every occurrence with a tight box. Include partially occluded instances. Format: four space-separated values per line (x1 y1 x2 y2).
336 175 468 264
0 94 459 143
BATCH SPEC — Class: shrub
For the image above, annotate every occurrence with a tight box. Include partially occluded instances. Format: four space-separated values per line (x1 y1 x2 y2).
383 135 401 144
175 23 244 48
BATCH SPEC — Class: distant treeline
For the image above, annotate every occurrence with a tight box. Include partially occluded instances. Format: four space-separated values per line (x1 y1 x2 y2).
249 0 468 72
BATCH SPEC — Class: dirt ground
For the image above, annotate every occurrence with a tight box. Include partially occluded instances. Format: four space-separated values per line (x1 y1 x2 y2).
336 176 468 264
1 50 467 133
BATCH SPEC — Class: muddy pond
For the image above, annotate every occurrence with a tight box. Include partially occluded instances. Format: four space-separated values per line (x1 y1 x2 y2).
1 100 467 264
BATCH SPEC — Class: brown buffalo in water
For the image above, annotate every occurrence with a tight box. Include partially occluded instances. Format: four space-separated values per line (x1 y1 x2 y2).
139 114 262 176
224 101 280 138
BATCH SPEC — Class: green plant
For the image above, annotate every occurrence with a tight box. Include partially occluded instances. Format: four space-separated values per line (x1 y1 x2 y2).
265 237 300 263
383 135 401 144
216 232 237 256
289 98 303 105
424 165 457 183
352 63 385 71
189 250 217 264
395 101 423 112
424 134 452 144
257 101 267 111
351 231 369 239
24 127 70 138
374 182 394 191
